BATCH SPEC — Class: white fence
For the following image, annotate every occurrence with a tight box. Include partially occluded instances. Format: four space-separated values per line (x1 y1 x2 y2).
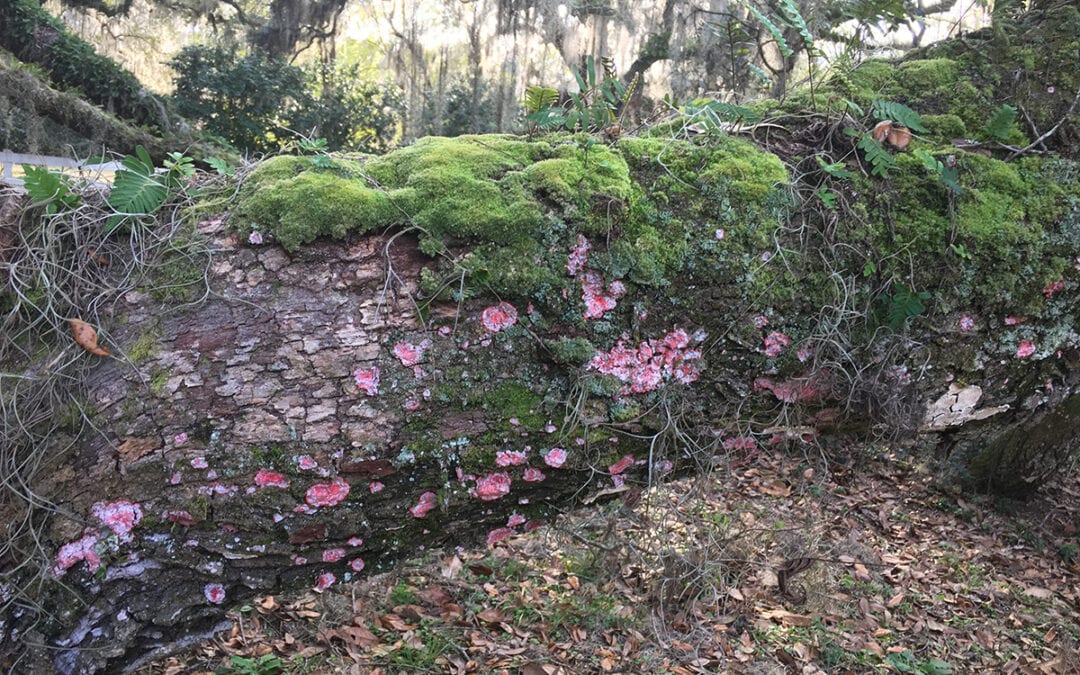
0 150 123 187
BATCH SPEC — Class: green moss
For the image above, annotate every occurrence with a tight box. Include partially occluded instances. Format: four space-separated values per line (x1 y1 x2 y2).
127 328 160 365
546 337 596 365
149 368 169 395
846 60 896 99
894 58 960 92
922 114 968 141
482 381 545 429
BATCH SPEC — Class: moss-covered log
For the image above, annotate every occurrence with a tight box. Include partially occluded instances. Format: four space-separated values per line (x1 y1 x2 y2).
2 8 1079 668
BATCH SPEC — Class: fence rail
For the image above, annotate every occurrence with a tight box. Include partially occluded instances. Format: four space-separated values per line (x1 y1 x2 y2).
0 150 122 187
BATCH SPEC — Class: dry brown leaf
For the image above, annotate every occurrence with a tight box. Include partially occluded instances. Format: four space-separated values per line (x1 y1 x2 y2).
442 554 464 578
475 607 508 626
69 318 110 356
566 575 580 590
338 624 380 648
758 479 791 497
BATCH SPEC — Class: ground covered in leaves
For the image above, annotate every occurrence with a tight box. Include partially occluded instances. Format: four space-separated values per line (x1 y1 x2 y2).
146 448 1079 675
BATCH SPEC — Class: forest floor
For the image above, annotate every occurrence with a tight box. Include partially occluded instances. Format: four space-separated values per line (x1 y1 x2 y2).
146 448 1080 675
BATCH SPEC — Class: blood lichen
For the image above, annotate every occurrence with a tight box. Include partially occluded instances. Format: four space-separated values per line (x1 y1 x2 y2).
254 468 290 489
543 448 567 468
322 548 347 563
763 331 792 358
473 472 511 501
393 339 431 367
486 527 515 545
54 533 101 576
481 302 518 332
305 477 350 507
410 491 438 518
204 583 226 604
1016 340 1036 359
92 500 143 542
314 572 336 592
496 450 528 467
608 455 635 475
352 366 380 396
522 467 546 482
350 558 366 572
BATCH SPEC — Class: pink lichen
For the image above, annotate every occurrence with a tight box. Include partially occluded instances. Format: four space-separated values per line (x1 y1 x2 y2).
248 230 263 245
958 316 975 332
403 399 421 411
410 491 438 518
481 302 518 332
353 366 380 396
753 370 832 403
305 477 350 508
581 271 624 320
608 454 635 475
543 448 567 469
92 500 143 542
567 234 591 276
368 481 385 494
1016 340 1036 359
169 471 182 485
314 572 336 592
522 467 546 482
715 228 726 240
486 527 515 545
753 315 769 329
204 583 226 604
254 468 290 489
587 329 703 395
173 432 189 446
54 533 101 576
350 558 366 572
190 457 208 470
438 325 452 336
496 450 528 467
164 510 196 527
763 331 792 358
322 548 347 563
544 423 557 433
1004 315 1025 326
473 472 511 501
393 339 431 367
507 513 526 527
1043 279 1065 299
347 536 364 547
296 455 318 471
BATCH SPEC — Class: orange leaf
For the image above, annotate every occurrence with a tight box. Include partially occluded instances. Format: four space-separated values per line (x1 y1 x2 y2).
69 318 110 356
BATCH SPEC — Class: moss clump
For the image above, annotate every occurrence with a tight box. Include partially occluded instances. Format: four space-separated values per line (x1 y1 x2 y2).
546 337 597 366
127 328 160 365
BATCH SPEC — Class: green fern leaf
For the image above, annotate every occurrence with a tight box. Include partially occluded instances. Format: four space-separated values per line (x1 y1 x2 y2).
858 134 895 178
748 5 793 58
107 145 168 230
982 104 1017 141
778 0 813 48
524 86 559 114
872 99 929 133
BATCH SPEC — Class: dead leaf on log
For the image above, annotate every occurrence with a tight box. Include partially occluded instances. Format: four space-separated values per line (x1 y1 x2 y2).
69 318 110 356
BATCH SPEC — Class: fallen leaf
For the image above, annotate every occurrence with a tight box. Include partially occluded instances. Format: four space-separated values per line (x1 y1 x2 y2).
69 318 110 356
475 607 508 626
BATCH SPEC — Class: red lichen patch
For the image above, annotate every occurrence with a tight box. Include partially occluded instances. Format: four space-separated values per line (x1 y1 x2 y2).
352 366 380 396
254 468 291 489
204 583 226 604
296 455 318 471
543 448 567 469
1043 279 1065 299
567 234 591 276
403 399 421 411
1004 315 1025 326
369 481 385 493
292 555 308 566
753 370 832 403
92 500 143 542
486 527 515 545
763 331 792 358
173 432 189 446
314 572 336 592
322 548 347 563
191 457 209 470
347 536 364 547
753 315 769 329
587 329 703 394
473 472 512 501
481 302 518 332
54 533 101 576
581 271 625 320
393 339 431 367
164 510 197 527
507 513 526 527
409 491 438 518
350 558 366 573
959 316 975 332
1016 340 1036 359
496 450 528 467
608 454 635 475
305 477 350 507
522 467 546 482
797 346 815 363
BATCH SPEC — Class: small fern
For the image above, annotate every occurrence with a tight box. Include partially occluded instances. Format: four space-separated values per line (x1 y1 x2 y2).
857 134 896 177
778 0 813 49
685 98 762 128
106 145 168 231
914 149 963 194
524 86 559 114
883 284 931 330
748 5 793 58
982 104 1017 141
872 99 929 133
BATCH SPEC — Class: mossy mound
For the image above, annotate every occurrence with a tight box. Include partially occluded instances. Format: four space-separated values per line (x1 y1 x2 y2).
232 133 788 305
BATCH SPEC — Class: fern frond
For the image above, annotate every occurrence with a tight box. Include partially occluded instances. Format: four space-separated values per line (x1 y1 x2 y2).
107 145 168 230
857 134 895 177
982 104 1017 141
872 99 928 133
778 0 813 48
524 86 559 114
747 5 793 58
